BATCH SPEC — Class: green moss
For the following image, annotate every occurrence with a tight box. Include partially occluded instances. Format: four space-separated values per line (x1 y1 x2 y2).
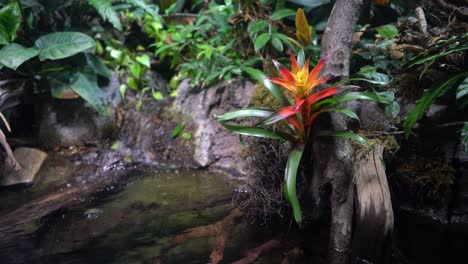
397 158 456 202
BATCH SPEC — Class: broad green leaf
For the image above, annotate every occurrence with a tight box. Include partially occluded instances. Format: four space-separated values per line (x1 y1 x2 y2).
317 130 372 148
136 54 151 68
404 72 468 138
247 20 268 34
334 92 392 104
325 107 359 121
270 9 296 20
284 143 305 224
89 0 122 31
271 35 284 52
85 53 112 79
119 84 127 99
219 122 294 141
171 123 185 138
377 24 398 39
0 43 39 70
254 33 270 52
35 32 96 61
70 71 109 115
297 49 306 68
215 108 274 122
0 2 21 45
241 66 290 106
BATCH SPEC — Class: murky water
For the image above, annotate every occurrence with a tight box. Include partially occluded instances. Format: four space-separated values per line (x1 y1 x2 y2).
0 168 279 264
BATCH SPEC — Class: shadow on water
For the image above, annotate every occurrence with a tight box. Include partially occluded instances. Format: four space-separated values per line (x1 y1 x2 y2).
0 168 273 264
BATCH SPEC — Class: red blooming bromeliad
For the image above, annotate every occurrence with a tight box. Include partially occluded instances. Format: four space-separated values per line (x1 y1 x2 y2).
217 52 391 224
260 53 338 142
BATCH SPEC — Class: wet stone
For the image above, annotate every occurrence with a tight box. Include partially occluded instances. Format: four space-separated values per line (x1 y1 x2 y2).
1 147 48 186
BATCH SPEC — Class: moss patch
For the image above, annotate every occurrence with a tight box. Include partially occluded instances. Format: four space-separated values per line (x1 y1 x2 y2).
396 158 456 202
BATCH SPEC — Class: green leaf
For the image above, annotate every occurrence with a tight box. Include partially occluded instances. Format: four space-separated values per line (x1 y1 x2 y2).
241 66 290 106
377 24 398 39
130 63 142 78
136 54 151 68
404 72 468 138
182 132 192 140
89 0 122 31
247 20 268 34
171 123 185 138
219 122 294 141
35 32 96 61
462 122 468 153
0 43 39 70
286 0 330 8
334 92 392 104
456 77 468 100
215 108 274 122
152 91 163 101
124 0 160 18
119 84 127 99
270 9 296 20
405 44 468 69
70 71 109 115
0 2 21 45
85 53 112 79
385 101 400 119
271 35 283 52
325 107 360 121
317 130 372 148
254 33 270 52
284 143 305 224
49 71 79 99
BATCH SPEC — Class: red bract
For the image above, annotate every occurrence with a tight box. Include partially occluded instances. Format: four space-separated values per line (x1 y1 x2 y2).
264 54 337 140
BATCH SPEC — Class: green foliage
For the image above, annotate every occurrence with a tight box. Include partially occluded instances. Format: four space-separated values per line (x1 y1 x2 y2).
35 32 96 61
404 72 468 138
0 44 39 70
462 123 468 153
89 0 122 30
0 2 21 44
284 143 304 224
377 24 398 39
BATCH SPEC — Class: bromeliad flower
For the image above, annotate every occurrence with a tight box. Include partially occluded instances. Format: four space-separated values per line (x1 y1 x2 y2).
270 53 330 99
260 54 337 139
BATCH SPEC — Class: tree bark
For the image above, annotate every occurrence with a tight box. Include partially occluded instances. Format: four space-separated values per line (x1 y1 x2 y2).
309 1 369 263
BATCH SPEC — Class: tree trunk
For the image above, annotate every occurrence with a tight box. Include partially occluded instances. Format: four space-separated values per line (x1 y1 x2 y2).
309 1 369 263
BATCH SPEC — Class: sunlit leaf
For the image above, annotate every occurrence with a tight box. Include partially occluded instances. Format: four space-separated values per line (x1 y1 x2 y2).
171 123 185 138
325 107 359 121
215 108 274 121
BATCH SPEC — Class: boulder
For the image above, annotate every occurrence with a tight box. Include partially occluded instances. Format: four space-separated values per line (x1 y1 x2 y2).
37 72 120 148
1 147 48 186
172 79 255 176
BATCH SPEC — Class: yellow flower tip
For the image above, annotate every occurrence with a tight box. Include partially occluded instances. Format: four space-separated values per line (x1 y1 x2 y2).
295 8 312 46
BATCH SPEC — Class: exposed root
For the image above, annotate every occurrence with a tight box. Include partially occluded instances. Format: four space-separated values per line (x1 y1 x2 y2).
162 208 242 264
232 239 282 264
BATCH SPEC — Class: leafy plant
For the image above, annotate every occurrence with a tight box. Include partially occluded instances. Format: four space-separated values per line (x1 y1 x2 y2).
404 72 468 138
217 52 390 224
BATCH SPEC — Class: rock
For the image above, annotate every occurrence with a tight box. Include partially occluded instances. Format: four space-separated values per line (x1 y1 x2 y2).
1 147 48 186
172 79 256 176
37 72 120 148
